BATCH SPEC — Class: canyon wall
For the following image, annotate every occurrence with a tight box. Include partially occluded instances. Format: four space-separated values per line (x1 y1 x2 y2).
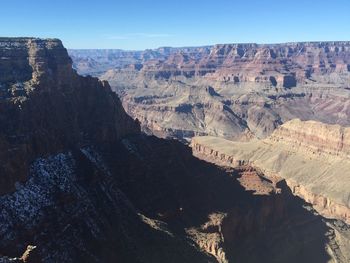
128 42 350 87
1 38 349 262
191 119 350 224
70 42 350 141
0 38 140 194
71 42 350 86
269 119 350 157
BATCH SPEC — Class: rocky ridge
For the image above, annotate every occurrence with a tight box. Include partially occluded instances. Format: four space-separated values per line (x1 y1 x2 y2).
191 119 350 223
0 37 140 194
70 41 350 141
1 38 350 262
121 42 350 87
68 46 211 76
269 119 350 157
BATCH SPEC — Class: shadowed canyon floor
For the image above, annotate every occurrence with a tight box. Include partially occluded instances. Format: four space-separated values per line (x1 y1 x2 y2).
2 135 350 262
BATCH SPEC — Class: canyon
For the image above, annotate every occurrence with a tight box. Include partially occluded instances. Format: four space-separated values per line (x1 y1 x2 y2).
191 119 350 224
0 37 349 263
70 42 350 141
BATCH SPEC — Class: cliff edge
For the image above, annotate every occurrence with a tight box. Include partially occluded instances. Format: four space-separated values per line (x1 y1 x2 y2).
191 119 350 223
0 37 140 194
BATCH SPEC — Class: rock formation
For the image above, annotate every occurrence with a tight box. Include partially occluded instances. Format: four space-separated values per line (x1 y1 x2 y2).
191 119 350 224
0 37 140 195
1 38 350 262
269 119 350 157
70 42 350 141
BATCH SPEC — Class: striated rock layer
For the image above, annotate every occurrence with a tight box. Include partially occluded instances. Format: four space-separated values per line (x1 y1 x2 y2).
0 37 140 194
70 42 350 85
1 38 350 262
269 119 350 157
191 119 350 224
70 42 350 141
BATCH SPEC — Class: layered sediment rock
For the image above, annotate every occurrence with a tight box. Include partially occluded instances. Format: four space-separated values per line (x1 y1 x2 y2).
191 119 350 224
69 41 350 141
269 119 350 157
0 38 140 194
1 38 350 262
75 42 350 85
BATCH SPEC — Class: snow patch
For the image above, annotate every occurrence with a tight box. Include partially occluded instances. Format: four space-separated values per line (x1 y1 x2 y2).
0 153 75 241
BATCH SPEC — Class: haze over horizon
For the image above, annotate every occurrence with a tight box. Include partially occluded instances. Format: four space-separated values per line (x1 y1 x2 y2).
2 0 350 50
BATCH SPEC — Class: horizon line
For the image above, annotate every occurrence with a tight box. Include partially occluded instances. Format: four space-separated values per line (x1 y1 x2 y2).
66 40 350 52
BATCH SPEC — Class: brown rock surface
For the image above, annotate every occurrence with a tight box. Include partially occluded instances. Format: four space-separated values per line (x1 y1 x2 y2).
108 136 350 263
191 119 350 223
0 37 140 195
1 37 350 263
70 42 350 141
269 118 350 157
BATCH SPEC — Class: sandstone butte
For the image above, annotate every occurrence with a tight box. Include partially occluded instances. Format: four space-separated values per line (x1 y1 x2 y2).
191 119 350 224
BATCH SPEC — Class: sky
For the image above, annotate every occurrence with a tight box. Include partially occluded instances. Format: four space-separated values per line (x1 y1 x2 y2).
1 0 350 50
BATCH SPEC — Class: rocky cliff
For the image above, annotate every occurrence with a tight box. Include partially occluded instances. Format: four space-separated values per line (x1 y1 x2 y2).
269 119 350 157
191 119 350 224
0 37 212 262
1 38 350 263
71 42 350 86
70 42 350 141
0 38 140 194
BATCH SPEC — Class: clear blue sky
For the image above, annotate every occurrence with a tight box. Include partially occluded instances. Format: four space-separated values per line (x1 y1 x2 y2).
1 0 350 50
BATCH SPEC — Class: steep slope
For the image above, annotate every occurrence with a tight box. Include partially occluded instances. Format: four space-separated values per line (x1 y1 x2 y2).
1 38 350 263
68 46 211 77
0 38 210 262
0 37 140 195
70 42 350 141
191 119 350 223
102 136 350 263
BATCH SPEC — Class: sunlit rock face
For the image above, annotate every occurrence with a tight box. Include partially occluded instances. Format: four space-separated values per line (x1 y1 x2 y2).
1 38 350 263
70 42 350 142
191 119 350 224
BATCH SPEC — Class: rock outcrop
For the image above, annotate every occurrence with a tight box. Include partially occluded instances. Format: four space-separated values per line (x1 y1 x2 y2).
191 119 350 224
71 42 350 86
269 119 350 157
0 37 140 194
1 38 350 263
70 42 350 141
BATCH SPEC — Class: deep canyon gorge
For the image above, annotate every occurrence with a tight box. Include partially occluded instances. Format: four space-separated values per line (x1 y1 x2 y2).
0 37 349 263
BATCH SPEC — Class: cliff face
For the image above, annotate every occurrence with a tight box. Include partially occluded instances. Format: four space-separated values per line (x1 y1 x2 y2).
191 119 350 224
192 42 350 85
71 42 350 86
0 38 212 262
1 38 350 263
70 42 350 141
0 38 140 194
269 119 350 157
